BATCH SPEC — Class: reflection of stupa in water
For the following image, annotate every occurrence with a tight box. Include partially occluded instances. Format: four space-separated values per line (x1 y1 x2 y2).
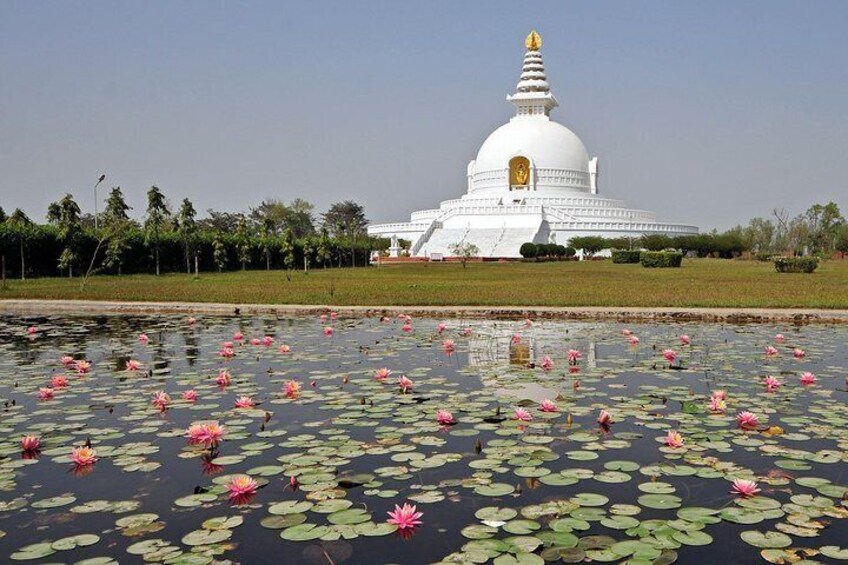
467 328 597 369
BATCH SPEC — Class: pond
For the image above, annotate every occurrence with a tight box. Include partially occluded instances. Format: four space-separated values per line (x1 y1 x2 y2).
0 314 846 564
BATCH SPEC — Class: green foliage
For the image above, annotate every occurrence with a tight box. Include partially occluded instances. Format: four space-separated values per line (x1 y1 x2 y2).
773 256 819 273
568 236 607 256
519 242 537 258
449 241 479 267
640 251 683 268
611 250 641 264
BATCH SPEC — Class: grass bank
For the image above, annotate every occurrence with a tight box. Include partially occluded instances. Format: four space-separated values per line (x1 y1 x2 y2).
1 259 847 308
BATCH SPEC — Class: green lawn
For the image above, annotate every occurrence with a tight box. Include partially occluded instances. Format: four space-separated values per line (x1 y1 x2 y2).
2 259 847 308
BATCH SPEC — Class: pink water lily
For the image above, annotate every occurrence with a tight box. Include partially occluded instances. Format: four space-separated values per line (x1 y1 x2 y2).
323 326 334 336
250 338 261 346
436 410 455 425
278 344 291 353
227 475 259 500
21 435 41 452
234 395 255 408
70 446 98 466
138 333 149 344
775 333 785 342
51 375 69 388
597 409 613 426
60 355 75 367
320 314 328 323
731 478 761 498
187 317 196 325
126 359 142 371
680 334 691 345
216 369 232 386
284 380 301 398
523 318 533 328
628 335 640 345
800 372 817 385
402 323 412 333
662 349 677 363
374 368 392 381
621 328 632 336
387 503 423 530
38 387 54 400
764 345 778 356
461 327 473 337
567 349 582 364
233 331 243 341
152 391 171 411
539 399 557 412
219 345 235 358
182 389 198 402
398 375 413 393
764 375 781 391
186 422 226 447
75 360 91 374
437 322 447 334
442 339 455 354
712 390 727 400
664 430 684 448
511 334 522 345
514 407 532 422
736 411 759 430
708 396 727 413
540 355 554 372
793 348 806 359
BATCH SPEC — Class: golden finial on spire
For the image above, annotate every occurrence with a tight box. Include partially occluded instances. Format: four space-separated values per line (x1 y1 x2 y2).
525 30 542 51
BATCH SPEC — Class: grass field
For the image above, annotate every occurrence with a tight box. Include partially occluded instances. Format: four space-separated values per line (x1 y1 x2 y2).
1 259 847 308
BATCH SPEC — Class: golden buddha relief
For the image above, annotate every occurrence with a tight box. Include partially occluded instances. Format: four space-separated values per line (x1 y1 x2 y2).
509 156 530 188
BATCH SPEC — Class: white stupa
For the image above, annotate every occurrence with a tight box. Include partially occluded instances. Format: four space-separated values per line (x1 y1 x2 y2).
368 30 698 258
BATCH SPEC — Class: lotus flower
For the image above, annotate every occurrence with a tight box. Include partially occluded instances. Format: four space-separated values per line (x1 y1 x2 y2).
764 345 778 356
621 328 632 336
680 334 691 345
712 389 727 400
442 339 455 354
75 360 91 374
263 336 274 346
138 333 149 344
233 331 243 341
21 435 40 452
708 396 727 413
567 349 582 364
126 359 142 371
387 503 423 530
330 311 338 321
793 348 806 359
51 375 68 388
219 346 235 358
800 372 817 385
398 375 413 393
764 376 781 391
152 391 171 411
186 422 226 447
234 395 255 408
662 349 677 363
437 323 447 334
402 323 412 333
374 368 392 381
664 430 684 448
320 314 328 323
227 475 258 500
323 326 334 336
187 317 196 325
278 344 291 353
70 446 98 466
216 369 231 386
38 387 54 400
436 410 455 425
628 335 640 345
540 355 554 372
514 407 532 422
597 409 613 426
60 355 75 366
250 338 261 346
27 326 38 335
774 334 785 342
524 318 533 327
284 380 301 398
731 478 761 498
736 411 759 430
182 389 198 402
539 399 557 412
461 327 473 337
511 334 522 345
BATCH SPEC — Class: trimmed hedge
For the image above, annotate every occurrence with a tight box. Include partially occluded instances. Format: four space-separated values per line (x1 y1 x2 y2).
611 250 641 264
519 243 537 258
773 256 819 273
640 251 683 268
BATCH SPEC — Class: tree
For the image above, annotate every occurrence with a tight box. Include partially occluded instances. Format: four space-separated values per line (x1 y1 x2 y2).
0 206 6 223
323 201 368 267
315 227 331 268
835 224 848 256
804 202 844 255
212 233 227 272
519 242 537 258
259 218 276 270
235 215 252 270
144 186 171 275
449 241 479 268
7 209 33 279
569 236 607 257
52 194 82 277
176 198 198 274
101 188 133 275
251 198 316 238
280 227 296 281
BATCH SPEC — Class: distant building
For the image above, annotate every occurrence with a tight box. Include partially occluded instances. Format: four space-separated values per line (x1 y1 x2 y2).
369 31 698 258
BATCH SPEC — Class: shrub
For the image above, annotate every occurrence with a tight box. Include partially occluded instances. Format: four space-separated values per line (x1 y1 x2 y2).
755 252 775 262
640 251 683 268
519 242 537 258
563 246 576 258
611 250 641 264
773 256 819 273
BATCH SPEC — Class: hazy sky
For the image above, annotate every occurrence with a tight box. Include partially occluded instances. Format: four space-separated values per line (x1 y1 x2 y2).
2 1 847 230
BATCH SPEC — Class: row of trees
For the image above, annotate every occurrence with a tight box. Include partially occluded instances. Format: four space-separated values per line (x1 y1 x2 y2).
0 187 383 279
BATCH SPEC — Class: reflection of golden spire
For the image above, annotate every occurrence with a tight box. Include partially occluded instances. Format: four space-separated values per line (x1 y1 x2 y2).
525 30 542 51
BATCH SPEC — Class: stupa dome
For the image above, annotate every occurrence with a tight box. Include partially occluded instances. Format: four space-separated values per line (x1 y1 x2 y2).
474 119 590 176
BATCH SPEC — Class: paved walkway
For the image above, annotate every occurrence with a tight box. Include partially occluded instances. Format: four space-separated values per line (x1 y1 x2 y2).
2 299 848 324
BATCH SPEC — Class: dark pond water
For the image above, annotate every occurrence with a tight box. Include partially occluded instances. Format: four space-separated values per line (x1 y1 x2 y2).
0 314 846 564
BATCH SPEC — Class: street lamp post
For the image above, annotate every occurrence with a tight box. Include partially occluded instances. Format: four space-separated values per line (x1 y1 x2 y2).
94 173 106 230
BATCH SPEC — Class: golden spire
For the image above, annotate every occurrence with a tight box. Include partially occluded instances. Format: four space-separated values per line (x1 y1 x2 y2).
525 30 542 51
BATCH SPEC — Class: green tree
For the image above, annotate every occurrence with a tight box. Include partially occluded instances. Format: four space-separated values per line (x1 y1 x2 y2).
280 227 296 281
144 185 171 275
315 227 331 268
259 218 276 270
323 201 368 267
212 233 227 272
835 224 848 256
235 215 252 270
569 236 607 257
176 198 198 274
804 202 844 255
7 209 33 279
52 194 82 277
0 206 6 223
101 188 133 275
449 241 479 268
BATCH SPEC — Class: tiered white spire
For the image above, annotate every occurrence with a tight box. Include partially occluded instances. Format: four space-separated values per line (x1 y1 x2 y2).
508 30 559 119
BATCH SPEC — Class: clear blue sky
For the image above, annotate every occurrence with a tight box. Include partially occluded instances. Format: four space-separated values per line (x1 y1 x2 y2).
2 0 847 229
